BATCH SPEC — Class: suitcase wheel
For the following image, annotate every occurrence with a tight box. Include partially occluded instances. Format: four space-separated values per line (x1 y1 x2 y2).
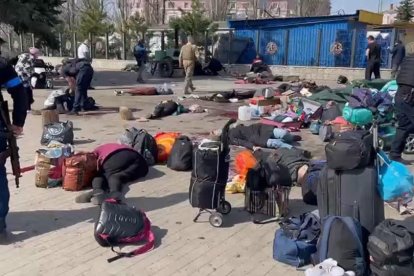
217 201 231 215
404 135 414 154
209 212 223 227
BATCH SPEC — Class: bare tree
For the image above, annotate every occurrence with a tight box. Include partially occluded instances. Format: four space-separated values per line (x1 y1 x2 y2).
298 0 331 17
205 0 231 21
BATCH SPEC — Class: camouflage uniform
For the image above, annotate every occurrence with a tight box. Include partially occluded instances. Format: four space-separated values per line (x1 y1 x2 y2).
179 43 199 94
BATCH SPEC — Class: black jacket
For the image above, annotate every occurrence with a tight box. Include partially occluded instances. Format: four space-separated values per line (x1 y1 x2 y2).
397 56 414 88
228 124 274 149
390 44 406 66
0 57 28 127
61 58 92 78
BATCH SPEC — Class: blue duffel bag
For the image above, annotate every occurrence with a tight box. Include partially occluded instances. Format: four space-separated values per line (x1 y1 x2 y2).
273 212 320 267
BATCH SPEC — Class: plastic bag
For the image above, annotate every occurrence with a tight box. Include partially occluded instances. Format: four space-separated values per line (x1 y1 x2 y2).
377 151 414 202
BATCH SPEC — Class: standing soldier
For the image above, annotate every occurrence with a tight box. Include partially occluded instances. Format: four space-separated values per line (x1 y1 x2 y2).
179 36 199 95
0 54 28 240
133 39 148 83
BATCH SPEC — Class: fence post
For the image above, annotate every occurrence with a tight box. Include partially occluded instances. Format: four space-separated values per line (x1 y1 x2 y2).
73 32 77 58
315 28 322 66
19 33 23 52
350 28 357 68
204 30 208 59
46 46 49 56
255 30 260 54
7 32 12 51
228 30 233 65
122 32 127 60
31 33 35 48
59 33 63 57
105 33 109 59
284 29 290 65
89 33 94 59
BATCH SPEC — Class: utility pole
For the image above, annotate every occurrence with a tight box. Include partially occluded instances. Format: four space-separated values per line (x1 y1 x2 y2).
162 0 166 24
378 0 383 13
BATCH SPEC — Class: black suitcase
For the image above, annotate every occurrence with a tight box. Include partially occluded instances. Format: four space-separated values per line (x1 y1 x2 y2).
189 119 235 210
317 165 384 234
189 141 229 209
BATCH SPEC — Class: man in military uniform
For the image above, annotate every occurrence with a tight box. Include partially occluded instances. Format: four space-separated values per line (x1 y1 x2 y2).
179 36 199 95
0 50 28 239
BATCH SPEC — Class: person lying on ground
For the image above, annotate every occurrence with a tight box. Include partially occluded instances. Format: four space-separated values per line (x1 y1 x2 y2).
212 123 301 151
75 143 149 205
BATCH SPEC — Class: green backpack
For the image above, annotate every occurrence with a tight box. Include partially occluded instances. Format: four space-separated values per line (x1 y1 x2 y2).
342 104 373 126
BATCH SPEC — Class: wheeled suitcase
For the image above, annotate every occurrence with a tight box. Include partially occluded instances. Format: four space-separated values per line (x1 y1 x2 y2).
317 165 384 234
189 119 235 227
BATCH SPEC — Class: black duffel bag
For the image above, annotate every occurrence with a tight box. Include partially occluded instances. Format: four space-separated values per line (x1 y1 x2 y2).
167 135 193 171
41 121 74 145
325 130 374 171
368 219 414 276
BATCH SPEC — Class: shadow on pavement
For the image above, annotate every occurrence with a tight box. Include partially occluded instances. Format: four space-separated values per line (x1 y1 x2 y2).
6 206 98 243
127 192 188 213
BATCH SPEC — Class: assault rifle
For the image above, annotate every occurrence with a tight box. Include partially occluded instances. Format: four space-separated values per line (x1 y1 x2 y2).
0 94 21 188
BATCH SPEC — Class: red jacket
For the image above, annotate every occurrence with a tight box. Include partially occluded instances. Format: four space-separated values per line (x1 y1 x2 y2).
93 143 135 167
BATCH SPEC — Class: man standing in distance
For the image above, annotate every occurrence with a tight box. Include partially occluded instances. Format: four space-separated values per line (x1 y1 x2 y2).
365 35 381 80
179 36 199 95
77 39 95 89
389 40 406 79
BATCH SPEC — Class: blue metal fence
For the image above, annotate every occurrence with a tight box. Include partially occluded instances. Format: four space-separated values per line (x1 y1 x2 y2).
228 17 393 69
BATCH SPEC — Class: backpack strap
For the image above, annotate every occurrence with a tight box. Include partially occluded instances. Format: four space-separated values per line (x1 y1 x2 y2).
107 215 155 263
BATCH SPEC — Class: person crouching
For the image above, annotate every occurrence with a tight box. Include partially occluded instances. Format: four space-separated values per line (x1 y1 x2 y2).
76 143 149 205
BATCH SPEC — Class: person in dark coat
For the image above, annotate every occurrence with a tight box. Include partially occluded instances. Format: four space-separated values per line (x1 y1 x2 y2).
215 123 300 150
0 54 28 239
390 53 414 164
388 40 406 79
76 143 149 205
365 35 381 80
61 58 94 115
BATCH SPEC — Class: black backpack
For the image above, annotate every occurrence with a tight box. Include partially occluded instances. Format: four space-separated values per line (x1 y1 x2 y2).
167 136 193 171
120 128 158 166
368 219 414 276
94 198 154 262
313 216 368 275
325 130 374 171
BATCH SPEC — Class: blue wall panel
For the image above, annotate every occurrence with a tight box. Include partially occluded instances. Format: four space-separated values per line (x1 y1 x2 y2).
259 29 287 65
287 26 318 66
233 29 257 64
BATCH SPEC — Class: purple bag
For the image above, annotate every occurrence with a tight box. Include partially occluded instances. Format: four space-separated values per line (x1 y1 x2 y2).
347 88 374 108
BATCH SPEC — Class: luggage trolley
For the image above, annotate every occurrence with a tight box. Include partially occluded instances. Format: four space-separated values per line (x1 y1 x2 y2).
189 119 236 227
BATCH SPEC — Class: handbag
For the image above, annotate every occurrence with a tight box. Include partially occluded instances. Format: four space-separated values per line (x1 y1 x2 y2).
62 152 97 191
41 121 74 145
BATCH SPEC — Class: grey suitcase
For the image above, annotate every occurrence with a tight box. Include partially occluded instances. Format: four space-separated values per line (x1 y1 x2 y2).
317 165 384 234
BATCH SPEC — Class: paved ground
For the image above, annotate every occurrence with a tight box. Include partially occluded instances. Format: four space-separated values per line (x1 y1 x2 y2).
0 71 411 276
